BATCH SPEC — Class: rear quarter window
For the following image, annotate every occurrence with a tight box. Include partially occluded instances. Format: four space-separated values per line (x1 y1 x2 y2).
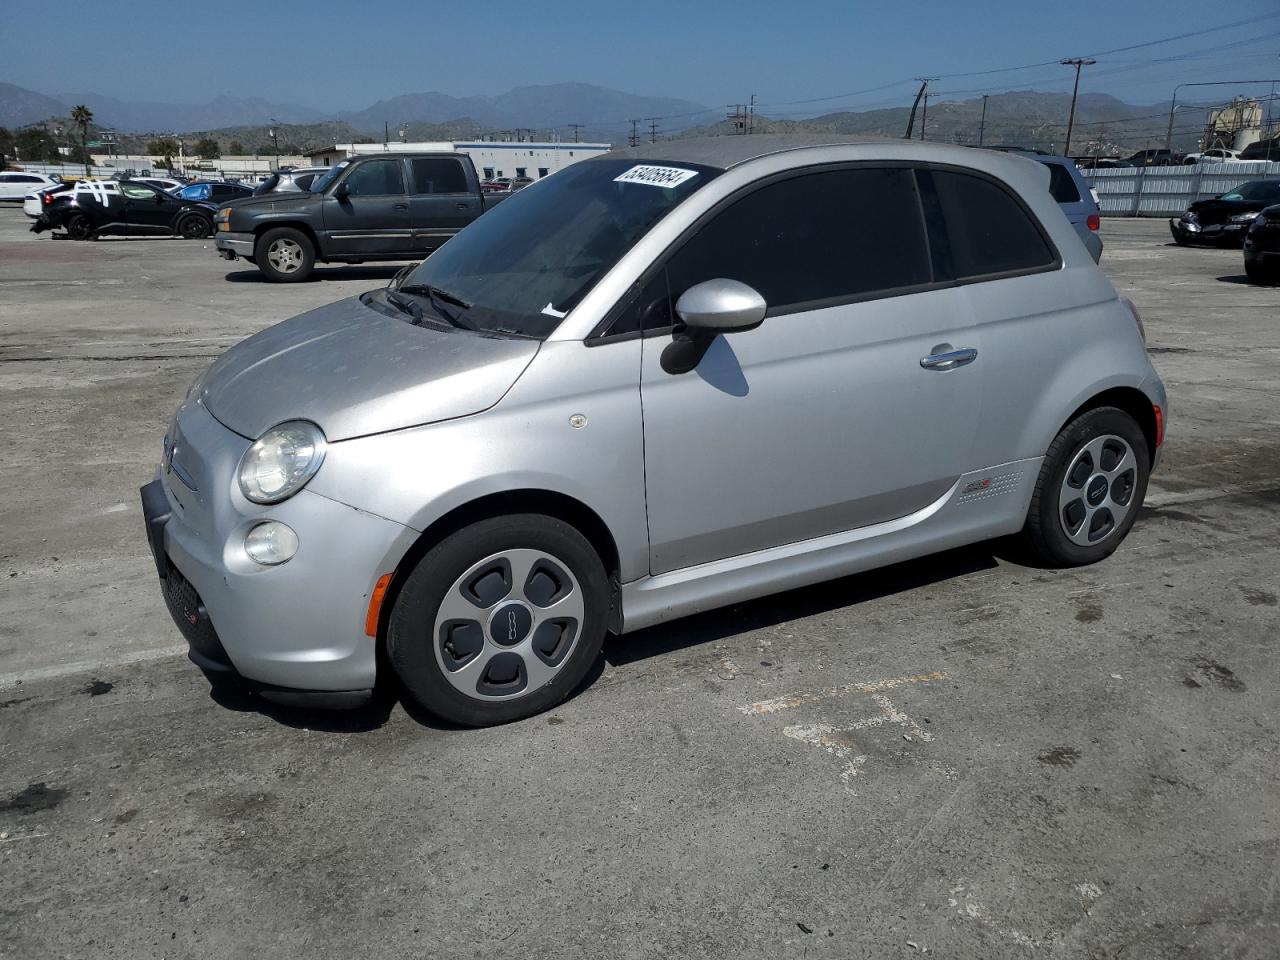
1043 164 1082 204
931 169 1058 279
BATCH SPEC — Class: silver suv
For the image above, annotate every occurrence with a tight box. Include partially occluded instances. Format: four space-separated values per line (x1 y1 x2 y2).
141 136 1167 726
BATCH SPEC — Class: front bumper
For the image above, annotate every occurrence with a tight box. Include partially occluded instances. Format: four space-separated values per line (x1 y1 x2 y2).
140 400 416 699
214 232 254 260
1169 218 1248 244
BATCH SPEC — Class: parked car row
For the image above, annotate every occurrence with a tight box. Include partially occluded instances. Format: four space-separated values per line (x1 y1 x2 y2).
1168 178 1280 286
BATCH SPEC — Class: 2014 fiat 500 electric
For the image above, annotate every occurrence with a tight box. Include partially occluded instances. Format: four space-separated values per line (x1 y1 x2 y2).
141 136 1166 726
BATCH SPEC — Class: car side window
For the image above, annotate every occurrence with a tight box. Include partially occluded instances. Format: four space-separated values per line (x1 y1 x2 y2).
344 159 405 197
121 183 157 200
605 167 933 338
930 169 1057 279
410 158 468 194
665 167 932 315
212 185 232 199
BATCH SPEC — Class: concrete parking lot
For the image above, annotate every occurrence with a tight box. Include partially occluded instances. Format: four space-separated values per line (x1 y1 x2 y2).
1 208 1277 959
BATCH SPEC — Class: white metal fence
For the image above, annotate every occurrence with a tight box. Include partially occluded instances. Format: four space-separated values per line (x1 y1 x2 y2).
1083 161 1280 217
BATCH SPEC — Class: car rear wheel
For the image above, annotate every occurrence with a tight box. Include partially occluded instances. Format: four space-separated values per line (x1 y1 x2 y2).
387 514 610 727
178 214 211 240
66 214 93 241
1022 407 1150 567
255 227 314 282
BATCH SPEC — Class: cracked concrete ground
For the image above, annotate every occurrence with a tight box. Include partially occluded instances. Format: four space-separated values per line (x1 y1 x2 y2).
1 209 1277 959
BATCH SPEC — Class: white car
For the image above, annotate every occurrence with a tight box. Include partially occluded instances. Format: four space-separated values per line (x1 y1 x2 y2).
23 182 71 218
0 171 60 202
1185 149 1242 164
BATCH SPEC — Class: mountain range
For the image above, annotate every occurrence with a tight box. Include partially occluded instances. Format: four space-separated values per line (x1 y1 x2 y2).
0 80 707 138
2 80 1211 154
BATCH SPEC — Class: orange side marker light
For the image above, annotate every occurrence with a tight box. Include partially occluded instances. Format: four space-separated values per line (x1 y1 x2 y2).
365 573 393 637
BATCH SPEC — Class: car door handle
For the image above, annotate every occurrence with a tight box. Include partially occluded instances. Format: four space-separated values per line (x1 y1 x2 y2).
920 347 978 370
455 202 470 210
393 202 409 210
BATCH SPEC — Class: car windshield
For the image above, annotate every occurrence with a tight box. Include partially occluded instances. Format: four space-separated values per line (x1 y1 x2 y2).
1221 181 1280 202
402 158 719 338
309 162 348 193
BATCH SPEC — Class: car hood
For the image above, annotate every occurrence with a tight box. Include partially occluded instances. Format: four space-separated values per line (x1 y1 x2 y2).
1186 198 1268 223
199 295 539 441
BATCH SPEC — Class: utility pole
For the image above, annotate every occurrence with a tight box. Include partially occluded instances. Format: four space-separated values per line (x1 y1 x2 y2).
629 119 639 148
904 78 935 139
568 124 582 142
1061 58 1096 157
920 89 930 140
978 94 989 146
270 118 281 167
647 118 658 143
749 93 757 134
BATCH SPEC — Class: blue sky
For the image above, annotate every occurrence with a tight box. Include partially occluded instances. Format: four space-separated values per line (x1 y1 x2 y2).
3 0 1278 114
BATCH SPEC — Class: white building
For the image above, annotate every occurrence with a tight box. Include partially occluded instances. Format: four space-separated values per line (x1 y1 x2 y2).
307 140 612 180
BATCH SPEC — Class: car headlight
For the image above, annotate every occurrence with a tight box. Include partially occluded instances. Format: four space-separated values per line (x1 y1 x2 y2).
237 421 326 504
1229 211 1260 223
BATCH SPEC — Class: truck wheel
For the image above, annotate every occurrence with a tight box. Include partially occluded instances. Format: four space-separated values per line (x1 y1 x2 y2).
255 227 314 282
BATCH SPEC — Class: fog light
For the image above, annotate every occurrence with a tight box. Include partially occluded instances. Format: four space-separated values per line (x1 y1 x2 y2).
244 521 298 566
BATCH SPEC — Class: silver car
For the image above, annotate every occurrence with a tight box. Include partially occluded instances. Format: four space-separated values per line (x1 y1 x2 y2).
141 136 1167 725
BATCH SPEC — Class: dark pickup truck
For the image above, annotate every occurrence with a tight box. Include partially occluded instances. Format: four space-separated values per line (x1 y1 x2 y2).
213 152 507 282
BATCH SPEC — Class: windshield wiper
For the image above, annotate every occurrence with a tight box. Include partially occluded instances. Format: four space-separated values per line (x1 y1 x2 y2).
384 289 423 322
398 284 475 330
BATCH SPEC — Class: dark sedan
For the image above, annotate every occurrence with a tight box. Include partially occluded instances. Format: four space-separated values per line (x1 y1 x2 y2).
1243 204 1280 285
32 180 217 240
1170 180 1280 247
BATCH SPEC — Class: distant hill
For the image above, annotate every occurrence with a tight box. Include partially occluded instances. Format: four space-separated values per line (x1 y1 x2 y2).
54 93 323 134
0 82 71 128
338 82 708 137
680 91 1200 154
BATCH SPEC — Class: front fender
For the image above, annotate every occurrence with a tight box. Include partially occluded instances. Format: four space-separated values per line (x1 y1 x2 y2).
306 339 649 581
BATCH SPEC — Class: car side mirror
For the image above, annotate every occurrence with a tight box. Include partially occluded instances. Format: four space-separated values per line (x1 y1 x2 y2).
662 279 766 375
674 278 767 333
155 194 165 203
334 181 349 199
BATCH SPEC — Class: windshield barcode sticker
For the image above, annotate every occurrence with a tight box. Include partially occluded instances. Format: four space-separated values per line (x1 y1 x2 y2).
614 165 698 188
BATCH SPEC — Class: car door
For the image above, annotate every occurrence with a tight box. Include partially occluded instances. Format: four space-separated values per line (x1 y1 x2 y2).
120 181 179 234
406 156 478 251
322 157 412 255
636 165 982 575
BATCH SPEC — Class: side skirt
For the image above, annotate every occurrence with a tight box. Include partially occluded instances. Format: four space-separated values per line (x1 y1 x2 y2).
619 457 1042 633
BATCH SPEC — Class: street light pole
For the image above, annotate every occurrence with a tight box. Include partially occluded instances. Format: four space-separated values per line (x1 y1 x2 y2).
1061 58 1096 157
269 118 280 168
978 94 989 146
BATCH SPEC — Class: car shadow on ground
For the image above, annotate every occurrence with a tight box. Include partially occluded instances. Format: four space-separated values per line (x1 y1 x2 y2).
1215 275 1253 285
604 540 1020 670
212 538 1028 734
223 265 409 283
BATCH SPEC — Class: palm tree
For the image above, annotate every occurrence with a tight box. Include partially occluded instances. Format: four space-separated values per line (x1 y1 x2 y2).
71 105 93 176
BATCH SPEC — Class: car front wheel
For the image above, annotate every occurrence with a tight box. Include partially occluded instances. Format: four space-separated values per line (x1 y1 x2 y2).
1245 260 1279 285
66 214 94 241
1022 407 1150 567
387 514 611 726
178 214 211 239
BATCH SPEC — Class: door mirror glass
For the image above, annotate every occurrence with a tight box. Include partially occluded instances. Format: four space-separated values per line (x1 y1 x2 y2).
674 279 766 333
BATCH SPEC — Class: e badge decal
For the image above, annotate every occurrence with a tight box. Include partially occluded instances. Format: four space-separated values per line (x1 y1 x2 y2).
613 165 699 188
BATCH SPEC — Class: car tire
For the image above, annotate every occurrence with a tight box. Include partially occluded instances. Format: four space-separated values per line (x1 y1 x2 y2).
1022 406 1150 567
254 227 314 282
178 214 211 240
66 214 94 241
1245 260 1279 286
387 514 610 727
